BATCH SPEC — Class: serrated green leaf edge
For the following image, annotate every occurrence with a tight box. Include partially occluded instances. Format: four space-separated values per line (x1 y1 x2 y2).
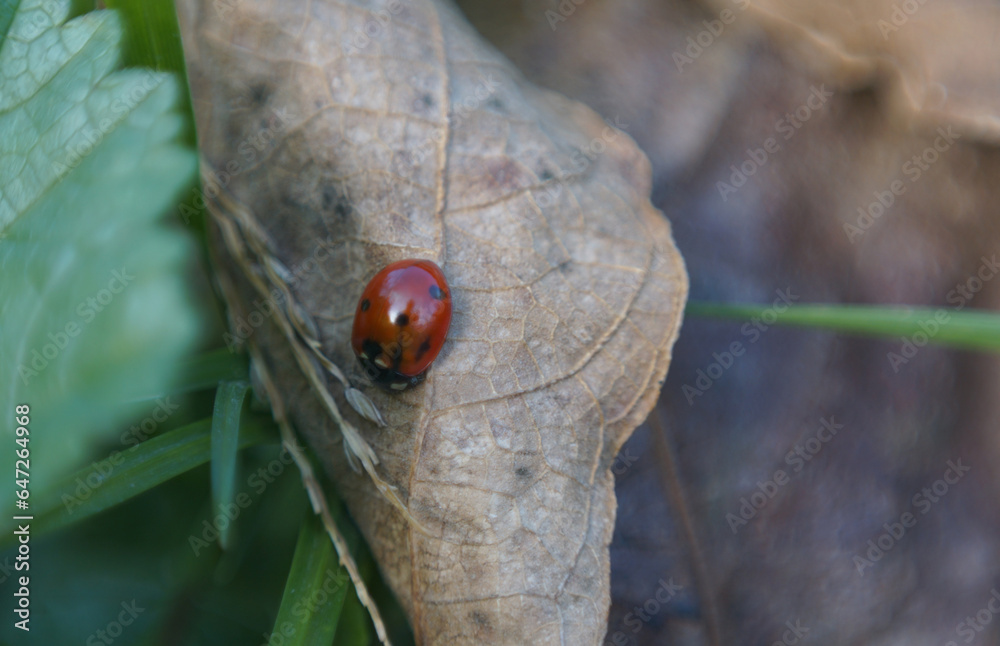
0 0 202 500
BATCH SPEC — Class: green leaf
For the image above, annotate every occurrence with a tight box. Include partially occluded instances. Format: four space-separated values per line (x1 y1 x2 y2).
272 514 350 646
211 380 250 550
3 414 276 542
0 2 18 46
686 301 1000 351
0 0 203 504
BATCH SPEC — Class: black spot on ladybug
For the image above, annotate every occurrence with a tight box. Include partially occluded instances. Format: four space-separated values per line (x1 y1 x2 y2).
415 338 432 361
515 466 531 478
362 339 382 361
395 313 409 327
429 285 445 300
361 299 370 312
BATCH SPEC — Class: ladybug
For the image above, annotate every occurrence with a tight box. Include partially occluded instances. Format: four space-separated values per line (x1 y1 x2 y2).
351 259 452 391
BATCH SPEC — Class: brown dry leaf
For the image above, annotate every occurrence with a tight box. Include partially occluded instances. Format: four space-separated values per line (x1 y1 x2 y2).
175 0 687 643
724 0 1000 141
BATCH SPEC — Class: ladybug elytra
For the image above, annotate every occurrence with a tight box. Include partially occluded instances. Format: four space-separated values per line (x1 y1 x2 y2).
350 259 452 391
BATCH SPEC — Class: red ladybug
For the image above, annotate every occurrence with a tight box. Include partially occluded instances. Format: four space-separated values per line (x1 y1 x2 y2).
351 259 452 391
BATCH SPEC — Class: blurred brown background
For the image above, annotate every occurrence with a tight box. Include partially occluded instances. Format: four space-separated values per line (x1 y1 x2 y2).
454 1 1000 643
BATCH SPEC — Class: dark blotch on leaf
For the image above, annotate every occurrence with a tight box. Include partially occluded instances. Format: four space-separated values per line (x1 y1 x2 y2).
515 466 531 478
249 81 270 106
323 186 351 218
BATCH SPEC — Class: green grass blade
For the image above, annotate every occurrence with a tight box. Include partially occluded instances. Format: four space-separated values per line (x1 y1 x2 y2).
335 587 374 646
172 348 250 394
686 301 1000 352
5 414 276 542
272 514 350 646
103 0 186 73
211 380 250 550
